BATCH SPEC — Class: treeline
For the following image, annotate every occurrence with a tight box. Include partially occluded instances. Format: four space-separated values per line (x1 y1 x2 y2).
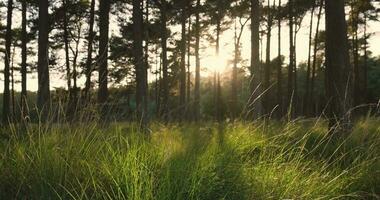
0 0 379 132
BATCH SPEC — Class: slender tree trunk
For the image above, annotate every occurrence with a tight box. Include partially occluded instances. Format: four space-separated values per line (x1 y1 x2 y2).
63 0 71 93
276 0 282 118
161 3 169 121
194 0 201 121
250 0 262 119
187 16 192 119
84 0 96 101
232 20 238 119
325 0 352 133
134 0 148 128
352 3 360 107
21 0 28 120
287 0 294 119
363 13 368 104
304 1 315 116
310 0 323 116
264 0 272 115
37 0 51 120
98 0 110 117
11 44 16 120
179 2 187 120
3 0 13 124
215 18 221 121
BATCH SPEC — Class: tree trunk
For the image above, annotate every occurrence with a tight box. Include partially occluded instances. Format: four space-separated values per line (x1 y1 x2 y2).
37 0 51 120
325 0 352 133
134 0 148 128
21 0 28 120
250 0 262 119
63 0 71 93
179 2 187 120
310 0 323 116
98 0 110 116
276 0 282 118
3 0 13 124
84 0 96 101
161 3 169 121
194 0 201 121
232 20 238 119
362 13 368 104
264 0 272 115
186 15 192 119
287 0 294 119
304 1 315 116
352 3 360 107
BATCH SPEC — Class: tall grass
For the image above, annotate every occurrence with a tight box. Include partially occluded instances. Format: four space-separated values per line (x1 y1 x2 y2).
0 119 379 199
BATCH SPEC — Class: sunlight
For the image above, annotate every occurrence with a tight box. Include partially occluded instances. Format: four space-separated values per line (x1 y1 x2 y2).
203 54 228 74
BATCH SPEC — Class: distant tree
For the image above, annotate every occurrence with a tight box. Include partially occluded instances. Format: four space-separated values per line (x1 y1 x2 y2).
3 0 13 124
194 0 201 121
84 0 96 101
20 0 28 120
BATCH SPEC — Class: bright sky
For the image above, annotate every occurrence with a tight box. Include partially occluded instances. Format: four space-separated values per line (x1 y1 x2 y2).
0 4 380 92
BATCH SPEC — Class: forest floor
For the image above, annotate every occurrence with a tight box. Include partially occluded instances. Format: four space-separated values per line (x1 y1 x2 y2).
0 119 379 199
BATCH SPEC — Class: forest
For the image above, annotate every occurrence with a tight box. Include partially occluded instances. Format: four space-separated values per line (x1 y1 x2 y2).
0 0 380 199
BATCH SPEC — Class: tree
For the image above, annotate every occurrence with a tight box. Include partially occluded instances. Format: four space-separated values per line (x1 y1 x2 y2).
325 0 352 132
276 0 283 118
133 0 148 128
21 0 28 120
287 0 295 118
310 0 324 116
263 0 274 115
37 0 50 120
230 0 250 119
194 0 201 121
3 0 13 124
179 0 187 120
84 0 96 101
303 0 316 116
249 0 262 119
98 0 110 116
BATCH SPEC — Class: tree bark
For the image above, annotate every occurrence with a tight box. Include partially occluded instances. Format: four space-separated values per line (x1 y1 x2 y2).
3 0 13 124
264 0 272 115
179 2 187 120
186 15 192 119
325 0 352 132
160 2 169 121
310 0 323 116
98 0 110 116
84 0 96 101
63 0 71 93
194 0 201 121
37 0 51 120
287 0 295 119
250 0 262 119
134 0 148 128
276 0 282 118
304 1 315 116
21 0 28 120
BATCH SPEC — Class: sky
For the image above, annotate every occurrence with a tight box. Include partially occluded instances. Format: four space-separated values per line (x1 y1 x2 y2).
0 3 379 92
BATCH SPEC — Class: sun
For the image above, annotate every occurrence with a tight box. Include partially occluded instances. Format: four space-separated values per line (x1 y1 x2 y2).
203 54 228 74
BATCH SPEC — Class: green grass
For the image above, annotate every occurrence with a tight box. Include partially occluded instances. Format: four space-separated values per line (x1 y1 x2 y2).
0 119 379 199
